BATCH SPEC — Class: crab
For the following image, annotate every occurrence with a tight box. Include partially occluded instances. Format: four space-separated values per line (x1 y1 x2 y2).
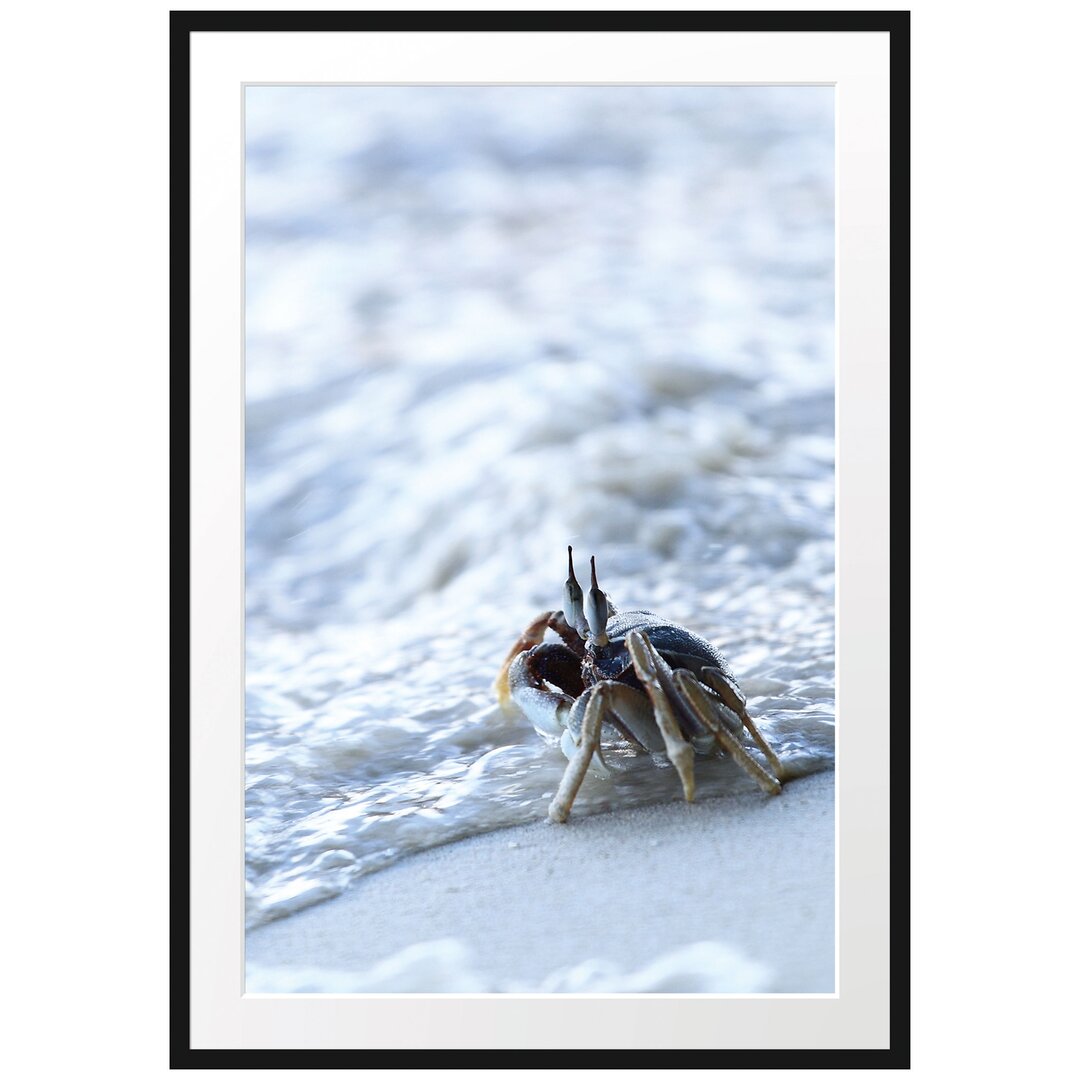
495 547 786 823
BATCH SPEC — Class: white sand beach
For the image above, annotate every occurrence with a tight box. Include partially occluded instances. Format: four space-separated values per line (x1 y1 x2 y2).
246 769 834 994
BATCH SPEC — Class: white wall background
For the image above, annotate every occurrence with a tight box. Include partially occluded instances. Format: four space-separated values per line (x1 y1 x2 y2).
2 0 1076 1076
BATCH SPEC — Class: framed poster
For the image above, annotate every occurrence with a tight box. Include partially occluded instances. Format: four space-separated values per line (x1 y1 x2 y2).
173 9 909 1065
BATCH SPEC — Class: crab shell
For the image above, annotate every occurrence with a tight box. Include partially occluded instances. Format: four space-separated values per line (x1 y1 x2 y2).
563 610 745 758
584 610 744 706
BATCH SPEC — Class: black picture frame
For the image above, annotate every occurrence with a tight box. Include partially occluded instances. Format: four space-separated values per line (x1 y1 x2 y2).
171 8 910 1068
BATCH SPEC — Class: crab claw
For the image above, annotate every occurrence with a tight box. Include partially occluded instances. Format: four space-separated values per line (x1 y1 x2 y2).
584 555 610 646
563 546 586 638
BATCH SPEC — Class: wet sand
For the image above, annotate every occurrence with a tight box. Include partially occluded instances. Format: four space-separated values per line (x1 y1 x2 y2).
246 770 834 994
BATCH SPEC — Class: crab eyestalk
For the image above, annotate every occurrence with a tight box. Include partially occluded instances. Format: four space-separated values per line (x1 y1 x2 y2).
584 555 610 647
563 546 587 638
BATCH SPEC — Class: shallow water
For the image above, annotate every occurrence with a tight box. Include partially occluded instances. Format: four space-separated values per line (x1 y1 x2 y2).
245 85 835 930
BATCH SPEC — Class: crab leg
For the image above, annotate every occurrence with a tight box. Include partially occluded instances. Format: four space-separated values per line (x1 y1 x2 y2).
624 629 697 804
548 686 605 823
548 680 658 822
674 670 781 796
699 666 786 781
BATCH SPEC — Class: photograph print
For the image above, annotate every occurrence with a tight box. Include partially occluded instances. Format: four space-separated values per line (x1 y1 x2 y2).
242 82 836 995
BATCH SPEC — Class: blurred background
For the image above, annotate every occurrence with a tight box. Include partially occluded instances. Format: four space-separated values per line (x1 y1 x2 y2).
244 85 835 928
